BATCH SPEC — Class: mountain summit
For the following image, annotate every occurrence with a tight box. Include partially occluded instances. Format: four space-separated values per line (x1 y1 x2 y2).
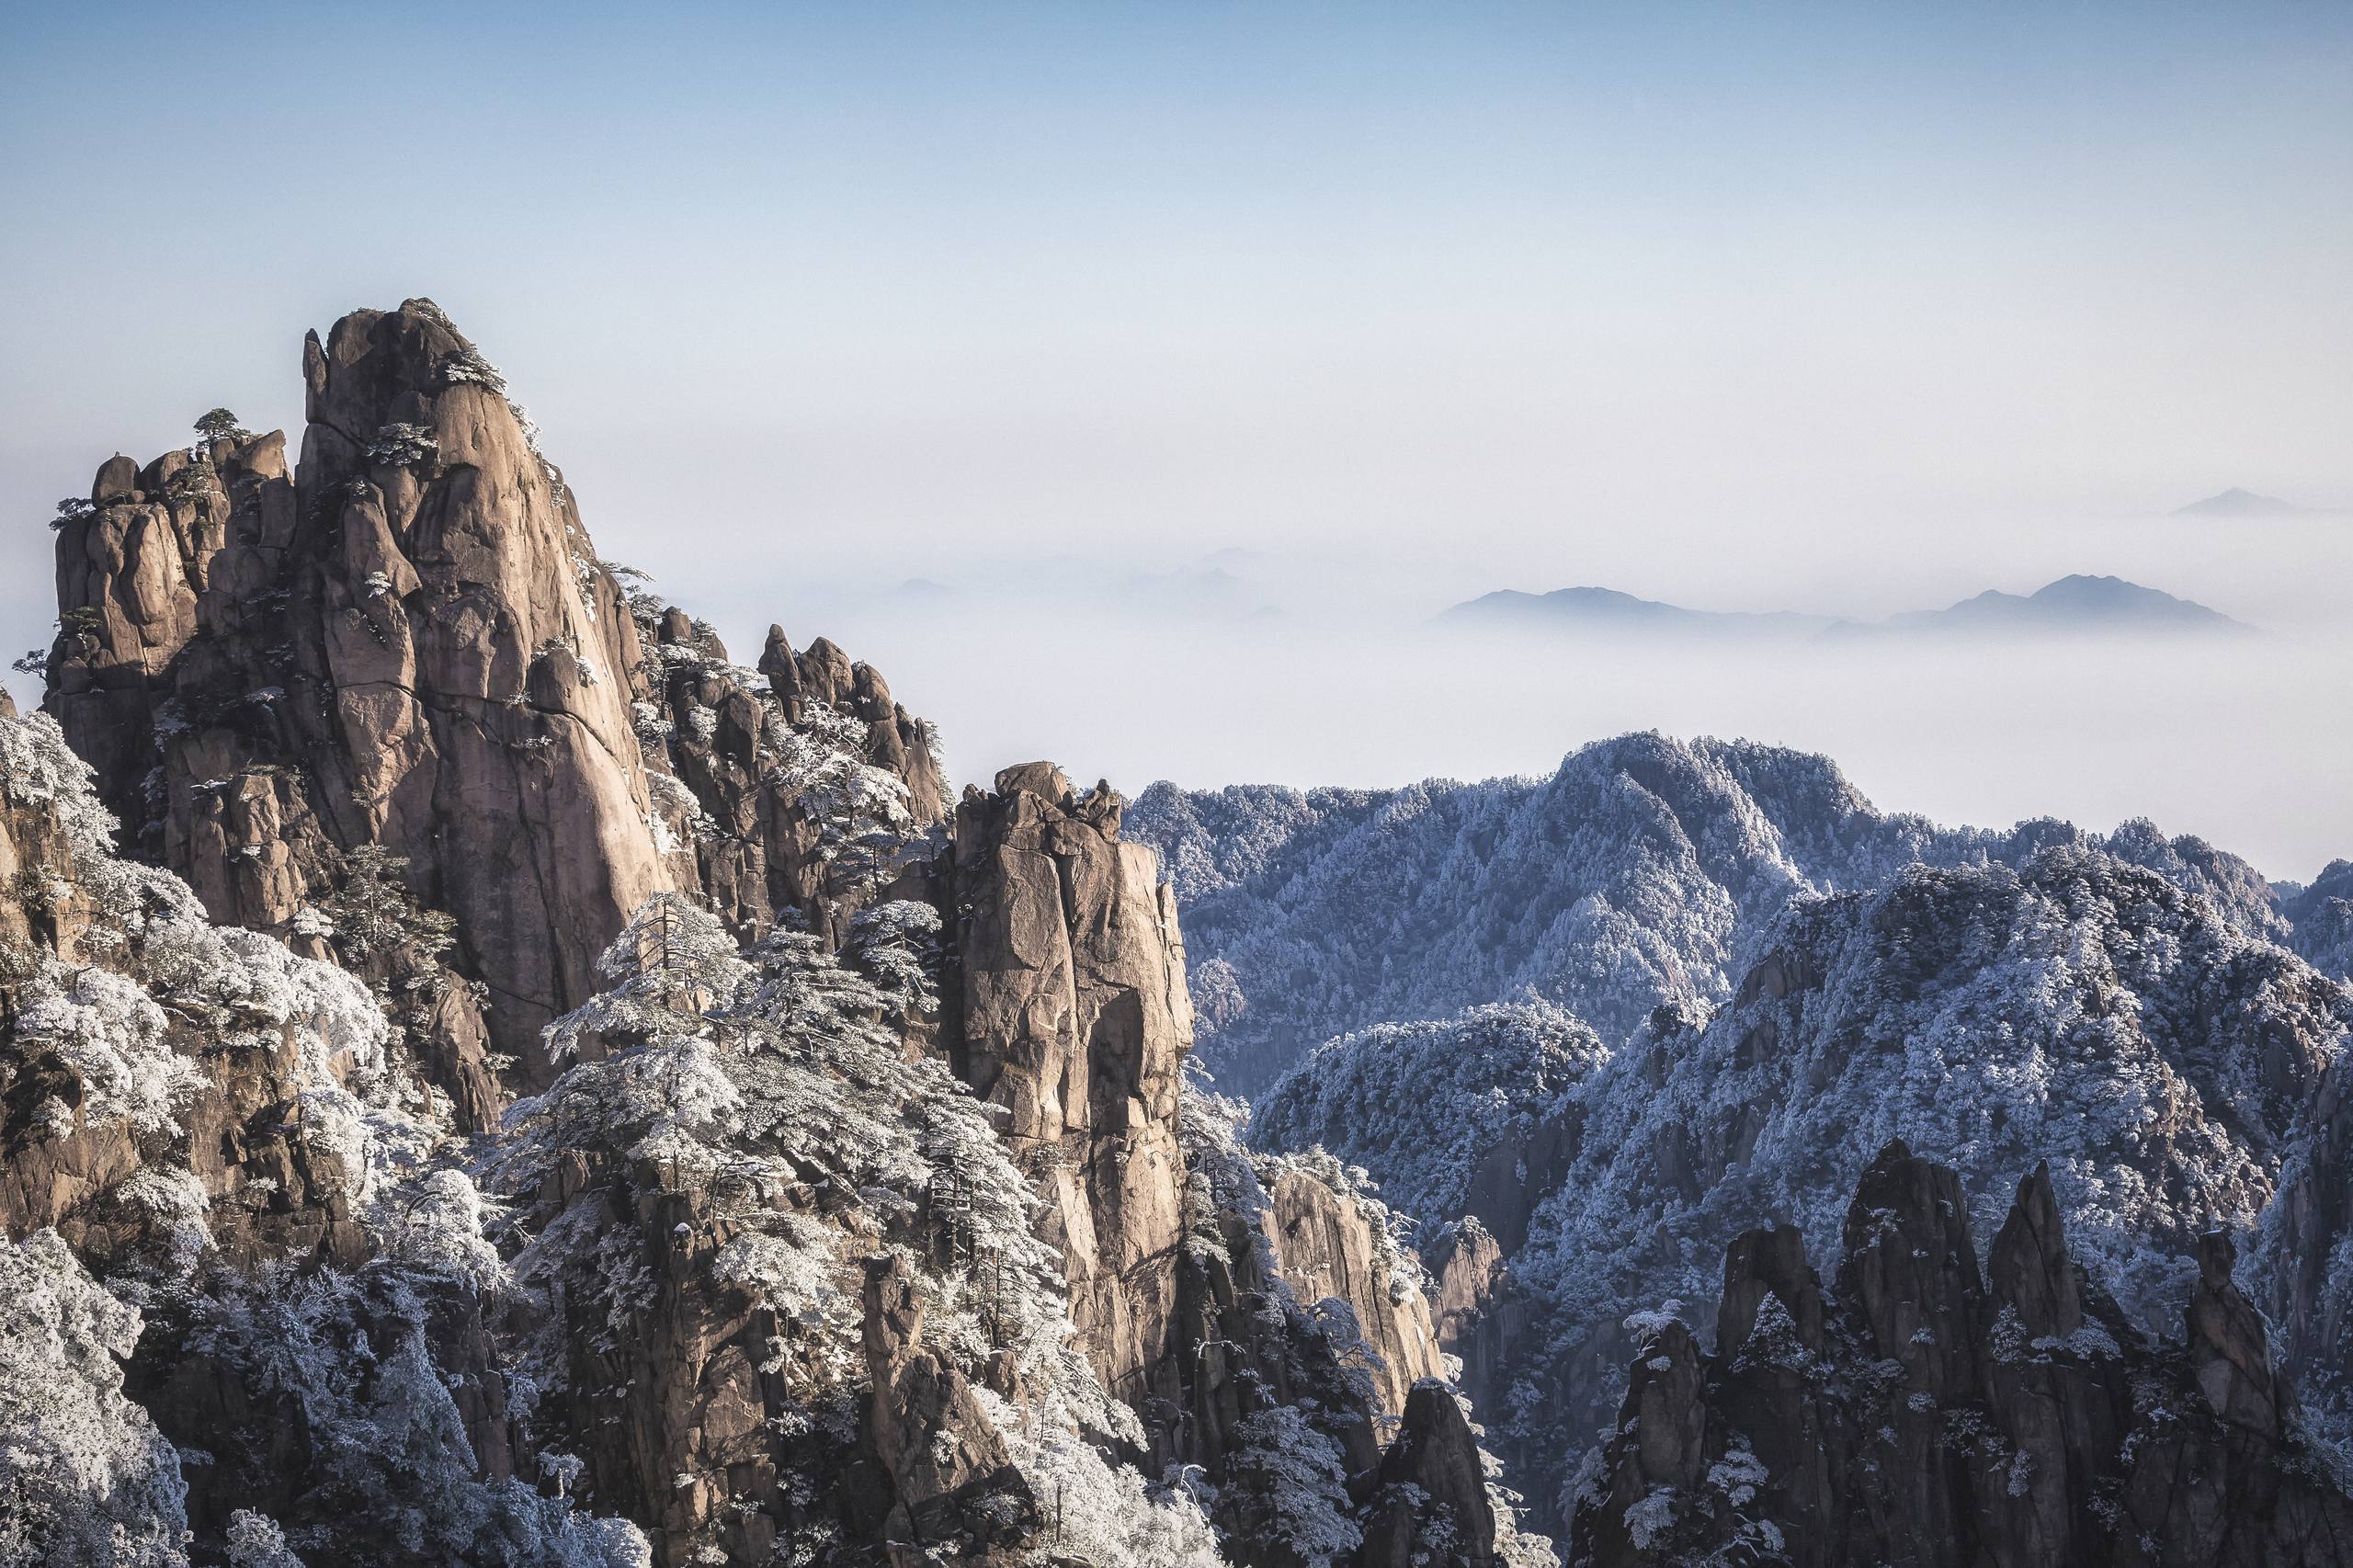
1438 585 1830 638
1841 572 2252 638
2177 486 2302 517
1441 574 2248 639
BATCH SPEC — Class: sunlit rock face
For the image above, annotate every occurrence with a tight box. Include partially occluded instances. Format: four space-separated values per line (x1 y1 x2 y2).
947 763 1194 1410
43 301 676 1099
12 302 1542 1568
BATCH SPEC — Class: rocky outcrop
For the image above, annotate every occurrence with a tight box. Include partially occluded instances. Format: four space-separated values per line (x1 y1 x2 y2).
42 301 678 1096
1360 1382 1504 1568
946 764 1191 1412
759 624 948 833
636 609 947 942
1261 1165 1448 1423
12 301 1554 1568
862 1256 1040 1562
1572 1140 2353 1566
1427 1219 1506 1357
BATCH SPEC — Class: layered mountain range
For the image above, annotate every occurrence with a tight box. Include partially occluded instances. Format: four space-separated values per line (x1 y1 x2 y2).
1138 747 2353 1550
5 300 2349 1568
1440 574 2249 639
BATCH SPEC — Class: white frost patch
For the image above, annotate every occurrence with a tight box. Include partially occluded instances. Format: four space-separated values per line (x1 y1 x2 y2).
1623 1485 1678 1550
0 1231 190 1566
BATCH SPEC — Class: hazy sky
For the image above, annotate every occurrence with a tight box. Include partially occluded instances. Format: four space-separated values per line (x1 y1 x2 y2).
4 2 2348 874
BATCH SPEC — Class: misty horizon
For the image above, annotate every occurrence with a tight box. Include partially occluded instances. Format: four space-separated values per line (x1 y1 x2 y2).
5 1 2347 881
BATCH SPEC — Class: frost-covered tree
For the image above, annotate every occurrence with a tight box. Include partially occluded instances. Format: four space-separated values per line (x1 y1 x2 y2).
1222 1407 1360 1568
489 892 1226 1564
1251 1000 1608 1231
0 1231 190 1568
317 846 457 969
1 707 648 1565
765 699 918 893
224 1509 305 1568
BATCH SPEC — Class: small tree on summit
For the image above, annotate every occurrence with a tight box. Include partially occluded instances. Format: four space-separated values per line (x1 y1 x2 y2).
193 407 251 444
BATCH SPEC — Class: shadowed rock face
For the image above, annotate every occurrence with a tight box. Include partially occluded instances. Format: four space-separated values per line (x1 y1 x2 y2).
1361 1381 1503 1568
947 764 1192 1410
2262 1049 2353 1435
1261 1165 1448 1422
1573 1141 2353 1567
44 301 678 1096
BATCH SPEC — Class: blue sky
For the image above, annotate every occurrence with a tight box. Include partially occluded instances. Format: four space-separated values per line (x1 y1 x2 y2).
5 2 2349 869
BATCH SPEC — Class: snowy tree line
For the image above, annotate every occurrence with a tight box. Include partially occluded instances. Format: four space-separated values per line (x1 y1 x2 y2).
1129 732 2344 1097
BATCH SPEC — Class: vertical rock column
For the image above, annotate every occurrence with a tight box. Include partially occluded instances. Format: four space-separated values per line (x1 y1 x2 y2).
948 764 1190 1412
43 300 683 1090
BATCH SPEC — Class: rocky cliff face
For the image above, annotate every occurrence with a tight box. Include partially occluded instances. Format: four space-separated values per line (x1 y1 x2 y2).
8 301 1535 1568
39 299 953 1121
1259 1163 1447 1423
2261 1044 2353 1447
1572 1141 2353 1567
43 301 676 1102
940 764 1458 1462
945 765 1192 1415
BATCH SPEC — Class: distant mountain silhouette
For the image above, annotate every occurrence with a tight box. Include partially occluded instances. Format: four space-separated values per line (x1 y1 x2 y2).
1441 585 1832 637
2177 487 2301 517
1443 575 2251 639
1833 574 2251 638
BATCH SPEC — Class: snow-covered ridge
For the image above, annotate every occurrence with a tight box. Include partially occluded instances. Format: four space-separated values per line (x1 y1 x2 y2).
1130 732 2333 1096
1242 839 2353 1530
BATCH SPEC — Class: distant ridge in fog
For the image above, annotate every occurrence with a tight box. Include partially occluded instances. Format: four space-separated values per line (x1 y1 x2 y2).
1439 585 1832 638
1826 574 2251 639
2177 486 2302 517
1443 573 2251 639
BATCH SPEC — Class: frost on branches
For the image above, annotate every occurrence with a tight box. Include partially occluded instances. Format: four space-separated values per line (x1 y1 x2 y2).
1 707 649 1565
1128 733 2338 1096
181 1257 650 1567
490 892 1215 1566
0 710 119 858
1250 1001 1608 1229
1484 847 2352 1514
0 1232 188 1568
765 699 917 890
